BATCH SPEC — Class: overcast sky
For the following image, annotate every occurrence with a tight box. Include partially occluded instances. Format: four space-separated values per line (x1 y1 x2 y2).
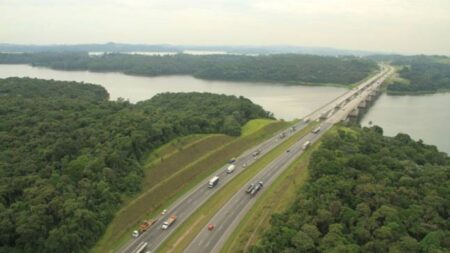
1 0 449 55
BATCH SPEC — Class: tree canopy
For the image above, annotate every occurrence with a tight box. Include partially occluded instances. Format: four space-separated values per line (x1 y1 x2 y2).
0 52 378 85
0 77 271 253
251 125 449 253
368 55 450 94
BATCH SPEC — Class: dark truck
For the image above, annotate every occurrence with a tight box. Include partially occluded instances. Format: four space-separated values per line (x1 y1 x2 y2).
246 181 263 196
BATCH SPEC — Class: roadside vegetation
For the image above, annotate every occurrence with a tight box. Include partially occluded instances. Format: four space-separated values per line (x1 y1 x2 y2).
0 52 378 85
93 119 288 252
156 121 318 253
222 134 321 253
0 77 272 253
250 125 449 253
369 55 450 94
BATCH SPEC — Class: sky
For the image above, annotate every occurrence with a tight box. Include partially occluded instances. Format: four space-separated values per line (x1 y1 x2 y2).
1 0 449 55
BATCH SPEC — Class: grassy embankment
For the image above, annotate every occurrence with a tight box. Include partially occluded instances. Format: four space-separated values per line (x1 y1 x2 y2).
222 125 352 253
156 121 318 253
91 119 289 253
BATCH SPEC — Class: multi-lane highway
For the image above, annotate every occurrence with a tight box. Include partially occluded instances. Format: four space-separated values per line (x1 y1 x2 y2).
119 107 312 253
183 66 393 253
118 66 392 253
184 123 332 253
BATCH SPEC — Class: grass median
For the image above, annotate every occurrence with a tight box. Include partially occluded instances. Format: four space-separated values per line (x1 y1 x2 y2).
91 119 289 253
156 121 318 253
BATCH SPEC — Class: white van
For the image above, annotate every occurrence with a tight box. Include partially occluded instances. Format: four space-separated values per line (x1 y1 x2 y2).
226 164 236 174
208 176 220 188
302 141 311 150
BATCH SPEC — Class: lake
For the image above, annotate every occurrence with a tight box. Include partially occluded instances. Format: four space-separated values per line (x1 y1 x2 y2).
0 64 348 120
360 93 450 154
1 64 449 154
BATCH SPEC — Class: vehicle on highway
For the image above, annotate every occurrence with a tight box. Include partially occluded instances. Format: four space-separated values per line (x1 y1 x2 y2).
208 176 220 188
303 117 310 123
252 149 261 157
246 183 255 193
312 127 321 134
132 219 156 238
302 141 311 150
161 215 177 230
135 242 148 253
226 164 235 174
320 111 328 119
250 181 263 196
207 224 215 231
291 126 296 132
279 132 286 139
229 157 236 164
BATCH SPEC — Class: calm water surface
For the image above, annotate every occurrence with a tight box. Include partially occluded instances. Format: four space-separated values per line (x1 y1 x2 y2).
0 64 347 120
360 93 450 154
1 64 448 153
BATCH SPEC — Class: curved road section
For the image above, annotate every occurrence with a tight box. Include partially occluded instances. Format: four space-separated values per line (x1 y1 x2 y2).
118 66 392 253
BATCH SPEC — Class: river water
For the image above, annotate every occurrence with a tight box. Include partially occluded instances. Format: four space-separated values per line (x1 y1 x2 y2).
360 93 450 154
0 64 347 120
0 64 448 154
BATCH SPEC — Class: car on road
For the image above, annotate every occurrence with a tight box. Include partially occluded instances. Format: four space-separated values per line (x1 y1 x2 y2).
252 149 261 157
250 181 263 196
312 127 321 134
246 183 255 193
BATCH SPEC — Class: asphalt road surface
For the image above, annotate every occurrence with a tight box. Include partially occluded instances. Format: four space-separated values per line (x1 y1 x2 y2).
118 66 392 253
183 67 393 253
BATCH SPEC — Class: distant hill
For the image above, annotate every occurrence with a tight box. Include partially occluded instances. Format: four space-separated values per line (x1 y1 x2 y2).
0 52 378 85
368 54 450 94
0 42 379 56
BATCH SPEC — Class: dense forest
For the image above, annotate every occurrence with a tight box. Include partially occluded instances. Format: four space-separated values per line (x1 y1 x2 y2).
0 52 378 85
0 77 271 253
369 55 450 93
251 126 449 253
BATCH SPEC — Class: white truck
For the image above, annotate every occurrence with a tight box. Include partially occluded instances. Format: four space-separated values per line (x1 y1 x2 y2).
208 176 220 188
302 141 311 150
226 164 235 174
312 127 321 134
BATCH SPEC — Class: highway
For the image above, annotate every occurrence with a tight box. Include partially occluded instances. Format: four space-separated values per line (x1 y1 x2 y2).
117 66 392 253
183 66 393 253
119 104 313 253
